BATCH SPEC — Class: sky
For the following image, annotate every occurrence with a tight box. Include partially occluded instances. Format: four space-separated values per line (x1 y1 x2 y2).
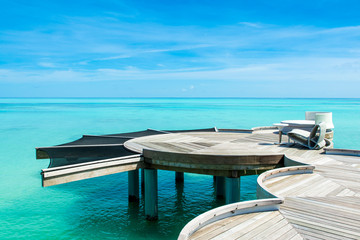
0 0 360 97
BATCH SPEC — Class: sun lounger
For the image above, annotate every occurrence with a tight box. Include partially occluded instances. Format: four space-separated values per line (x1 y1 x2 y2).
287 122 326 150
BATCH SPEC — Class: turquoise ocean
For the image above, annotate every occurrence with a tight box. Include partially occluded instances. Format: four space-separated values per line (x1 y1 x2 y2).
0 98 359 240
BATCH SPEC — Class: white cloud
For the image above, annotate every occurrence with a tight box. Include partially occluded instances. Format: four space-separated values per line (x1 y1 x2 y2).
238 22 263 28
182 85 195 92
144 44 213 53
1 15 360 94
95 55 131 61
1 57 359 84
38 62 56 68
320 25 360 34
0 69 92 82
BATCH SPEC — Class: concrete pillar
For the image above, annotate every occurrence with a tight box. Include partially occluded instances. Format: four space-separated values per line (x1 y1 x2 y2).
141 168 145 194
175 172 184 183
225 177 240 204
144 168 158 221
128 170 139 202
175 175 184 211
216 176 225 199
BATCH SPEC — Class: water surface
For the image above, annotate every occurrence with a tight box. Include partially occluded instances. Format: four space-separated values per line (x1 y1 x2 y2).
0 98 359 239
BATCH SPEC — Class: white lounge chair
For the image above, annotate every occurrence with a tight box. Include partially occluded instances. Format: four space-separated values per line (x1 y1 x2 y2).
287 122 326 150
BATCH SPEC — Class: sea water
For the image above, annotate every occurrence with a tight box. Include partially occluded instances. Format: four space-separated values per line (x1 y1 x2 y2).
0 98 359 240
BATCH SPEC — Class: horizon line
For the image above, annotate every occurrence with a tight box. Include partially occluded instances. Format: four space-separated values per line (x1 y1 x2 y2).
1 97 359 99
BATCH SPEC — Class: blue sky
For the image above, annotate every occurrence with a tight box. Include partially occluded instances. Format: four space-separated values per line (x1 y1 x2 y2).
1 0 360 97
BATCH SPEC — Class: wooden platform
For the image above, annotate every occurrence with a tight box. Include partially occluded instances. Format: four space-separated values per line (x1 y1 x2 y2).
264 154 360 240
36 127 360 239
39 129 287 186
178 130 360 240
124 130 288 177
189 211 303 240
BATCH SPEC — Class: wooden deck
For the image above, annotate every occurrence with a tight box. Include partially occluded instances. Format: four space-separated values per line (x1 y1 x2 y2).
176 130 360 240
264 154 360 240
125 130 288 177
189 211 302 240
36 127 360 238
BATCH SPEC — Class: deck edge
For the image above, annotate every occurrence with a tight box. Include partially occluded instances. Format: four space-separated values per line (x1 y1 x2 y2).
178 198 283 240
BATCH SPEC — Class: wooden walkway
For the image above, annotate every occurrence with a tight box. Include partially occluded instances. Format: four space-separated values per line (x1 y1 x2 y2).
36 127 360 239
176 130 360 240
189 211 303 240
264 153 360 240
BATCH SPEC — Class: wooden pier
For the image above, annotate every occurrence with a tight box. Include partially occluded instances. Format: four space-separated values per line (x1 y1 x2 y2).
36 127 360 239
178 130 360 240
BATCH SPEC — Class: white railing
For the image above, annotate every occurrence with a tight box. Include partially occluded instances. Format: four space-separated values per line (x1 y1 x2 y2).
178 198 283 240
178 163 315 239
256 165 315 199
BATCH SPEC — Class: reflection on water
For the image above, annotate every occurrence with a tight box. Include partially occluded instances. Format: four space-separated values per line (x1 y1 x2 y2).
48 171 258 240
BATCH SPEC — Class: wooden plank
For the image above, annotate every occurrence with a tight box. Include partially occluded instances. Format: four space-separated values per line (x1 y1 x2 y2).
292 179 335 197
282 197 360 218
289 234 304 240
264 174 313 190
270 174 321 195
286 216 360 239
143 149 284 166
282 211 360 238
43 157 142 177
292 223 345 240
205 212 283 240
190 212 261 239
283 197 360 218
42 157 143 187
251 218 293 239
42 154 141 172
281 204 360 229
227 213 284 239
277 228 303 240
281 206 360 228
304 196 360 209
268 223 298 239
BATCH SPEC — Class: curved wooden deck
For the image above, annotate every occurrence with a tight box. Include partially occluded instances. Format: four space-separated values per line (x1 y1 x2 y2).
124 130 291 177
264 154 360 239
176 130 360 240
188 211 303 240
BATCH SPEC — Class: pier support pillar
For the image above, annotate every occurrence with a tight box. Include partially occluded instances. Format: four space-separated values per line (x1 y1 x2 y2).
144 168 158 221
225 177 240 204
128 170 139 202
216 176 225 199
141 168 145 194
175 172 184 183
175 173 184 211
